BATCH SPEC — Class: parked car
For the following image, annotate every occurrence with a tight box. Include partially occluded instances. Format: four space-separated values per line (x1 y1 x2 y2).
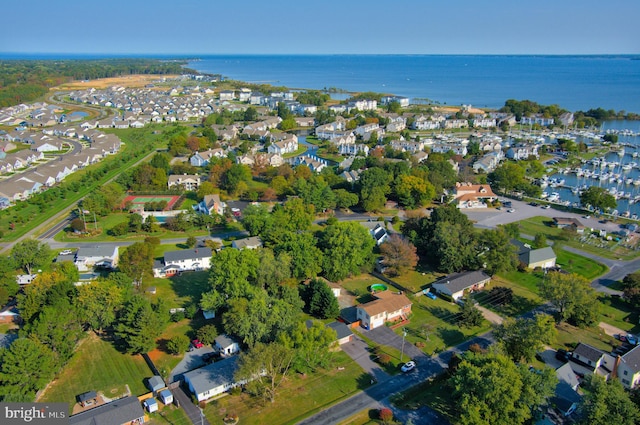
202 352 219 363
401 361 416 373
541 205 551 209
425 291 437 300
507 208 515 213
627 334 638 346
555 348 570 362
60 249 73 255
191 339 204 349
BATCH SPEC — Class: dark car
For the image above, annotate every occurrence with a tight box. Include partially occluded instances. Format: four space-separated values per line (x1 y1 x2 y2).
556 348 570 362
202 352 219 363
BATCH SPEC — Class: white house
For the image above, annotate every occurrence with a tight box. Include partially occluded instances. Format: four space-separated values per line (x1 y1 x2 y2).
431 270 491 301
618 345 640 389
194 194 225 215
214 334 241 357
232 236 263 250
183 357 247 402
190 149 225 167
74 245 119 272
167 174 201 191
154 247 212 277
356 290 412 330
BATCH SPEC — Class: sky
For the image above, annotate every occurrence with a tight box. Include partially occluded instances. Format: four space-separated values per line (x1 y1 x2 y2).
1 0 639 56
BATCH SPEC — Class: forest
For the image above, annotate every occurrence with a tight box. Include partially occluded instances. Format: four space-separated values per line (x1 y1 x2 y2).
0 58 197 107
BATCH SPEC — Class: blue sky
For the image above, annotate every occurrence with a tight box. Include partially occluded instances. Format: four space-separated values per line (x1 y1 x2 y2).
1 0 639 55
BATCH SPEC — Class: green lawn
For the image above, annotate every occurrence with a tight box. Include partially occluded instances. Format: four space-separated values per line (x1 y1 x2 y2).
340 274 387 301
555 247 608 279
147 404 192 425
473 275 544 317
391 373 453 421
391 268 445 293
599 295 640 334
555 322 617 353
148 270 210 310
39 333 152 410
203 351 371 425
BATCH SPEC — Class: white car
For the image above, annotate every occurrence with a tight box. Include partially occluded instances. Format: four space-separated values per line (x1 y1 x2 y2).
507 208 515 213
60 250 73 255
401 361 416 372
541 205 551 209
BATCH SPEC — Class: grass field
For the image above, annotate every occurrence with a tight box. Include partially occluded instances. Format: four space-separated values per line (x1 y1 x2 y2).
52 75 180 90
39 333 152 410
203 351 371 425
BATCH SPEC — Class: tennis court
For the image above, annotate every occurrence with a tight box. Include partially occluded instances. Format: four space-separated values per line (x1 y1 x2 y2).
122 195 181 211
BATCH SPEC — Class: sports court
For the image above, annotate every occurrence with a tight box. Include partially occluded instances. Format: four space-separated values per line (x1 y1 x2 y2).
122 195 181 211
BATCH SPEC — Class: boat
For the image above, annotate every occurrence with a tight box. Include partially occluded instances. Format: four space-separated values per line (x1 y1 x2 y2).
548 192 561 202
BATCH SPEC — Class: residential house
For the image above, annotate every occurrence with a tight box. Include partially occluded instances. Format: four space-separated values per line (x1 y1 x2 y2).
232 236 263 250
69 395 145 425
618 344 640 389
293 155 327 173
268 134 298 155
472 151 504 173
214 334 241 357
359 222 389 245
190 149 226 167
553 217 586 234
184 356 247 402
167 174 202 191
219 90 235 101
74 245 119 272
511 239 557 269
451 182 498 209
569 342 615 379
338 143 369 156
506 144 539 160
431 270 491 301
294 117 315 127
443 119 468 129
380 96 410 107
16 274 38 285
551 381 582 417
154 247 212 277
521 115 554 126
356 290 412 330
194 194 225 215
347 99 377 111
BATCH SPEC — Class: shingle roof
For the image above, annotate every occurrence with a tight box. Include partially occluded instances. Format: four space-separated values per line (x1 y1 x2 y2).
69 395 144 425
433 270 491 295
164 247 212 263
359 290 412 317
214 334 237 349
621 344 640 374
327 321 353 340
521 246 556 265
573 343 604 363
184 356 239 395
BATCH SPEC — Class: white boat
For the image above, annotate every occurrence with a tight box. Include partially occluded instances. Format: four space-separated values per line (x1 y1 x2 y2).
548 192 561 202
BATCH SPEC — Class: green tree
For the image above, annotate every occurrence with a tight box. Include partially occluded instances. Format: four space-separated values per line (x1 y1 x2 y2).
186 235 197 248
11 239 52 274
244 106 258 122
75 280 124 332
166 335 190 355
499 222 520 239
458 302 484 328
25 303 84 366
235 341 296 403
333 189 359 209
303 278 340 319
196 325 218 345
379 234 419 276
208 248 260 299
394 174 435 209
115 295 166 354
0 256 18 305
580 375 639 425
255 249 292 293
622 271 640 307
118 242 154 287
319 222 375 281
358 168 392 212
580 186 617 212
533 233 547 249
0 338 57 402
476 229 518 275
449 351 557 425
494 314 557 362
489 163 526 193
128 213 144 233
540 272 600 326
241 203 272 236
279 320 336 374
275 232 323 279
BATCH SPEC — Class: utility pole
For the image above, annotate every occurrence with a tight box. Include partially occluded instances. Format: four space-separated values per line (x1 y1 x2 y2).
400 328 407 362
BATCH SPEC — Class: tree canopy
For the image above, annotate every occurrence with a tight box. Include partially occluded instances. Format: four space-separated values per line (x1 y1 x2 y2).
539 272 600 327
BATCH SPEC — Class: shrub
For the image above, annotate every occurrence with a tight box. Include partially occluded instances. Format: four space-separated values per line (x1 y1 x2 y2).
166 335 190 354
379 408 393 424
170 311 185 322
196 324 218 345
377 353 392 365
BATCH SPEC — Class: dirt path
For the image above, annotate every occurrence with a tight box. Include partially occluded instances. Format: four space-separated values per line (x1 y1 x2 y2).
599 321 626 337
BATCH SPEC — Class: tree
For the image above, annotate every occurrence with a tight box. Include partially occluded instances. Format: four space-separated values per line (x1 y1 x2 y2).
0 338 57 401
333 189 359 209
475 229 517 276
379 234 418 276
11 239 52 274
275 232 323 279
449 351 557 425
208 248 259 300
186 235 197 248
394 174 435 209
540 272 600 326
0 256 18 306
166 335 190 355
580 375 639 425
303 278 340 319
358 167 392 212
118 242 154 287
319 222 375 281
70 217 86 233
196 325 218 345
489 162 526 193
494 314 557 362
458 302 484 328
235 342 296 403
25 303 84 366
75 280 124 332
622 271 640 307
115 295 166 354
279 320 336 373
241 203 272 236
533 233 547 249
580 186 617 212
378 408 394 424
128 213 143 233
500 223 520 239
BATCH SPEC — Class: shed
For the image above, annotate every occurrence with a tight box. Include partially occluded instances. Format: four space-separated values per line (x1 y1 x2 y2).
147 375 165 393
159 389 173 405
143 397 158 413
76 391 98 407
327 321 353 345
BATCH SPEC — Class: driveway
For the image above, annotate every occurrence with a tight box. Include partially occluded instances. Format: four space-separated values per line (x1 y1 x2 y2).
169 345 216 382
340 336 390 383
365 327 428 364
476 305 504 325
173 385 210 425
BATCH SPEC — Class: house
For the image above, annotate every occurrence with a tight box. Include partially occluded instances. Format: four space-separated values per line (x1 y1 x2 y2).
69 395 145 425
194 194 225 215
232 236 263 250
618 344 640 389
167 174 201 191
327 321 353 345
451 182 498 209
0 308 19 325
553 217 586 234
431 270 491 301
472 151 504 173
568 342 615 379
268 134 298 155
359 222 389 245
16 274 38 285
154 248 212 277
551 381 582 417
511 240 557 269
183 356 247 402
556 362 579 392
190 149 225 167
357 290 412 330
158 389 173 405
74 245 119 271
214 334 241 357
76 391 98 408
